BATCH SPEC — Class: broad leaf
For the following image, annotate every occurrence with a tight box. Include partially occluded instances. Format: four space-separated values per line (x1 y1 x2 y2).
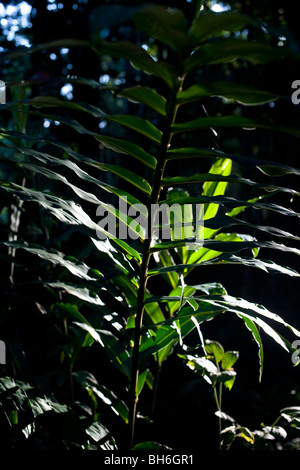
205 340 224 363
95 40 177 88
188 10 252 44
133 4 188 54
117 86 167 116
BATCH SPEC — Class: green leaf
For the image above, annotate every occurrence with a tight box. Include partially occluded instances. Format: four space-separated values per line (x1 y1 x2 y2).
3 148 147 251
221 351 239 370
147 255 299 279
191 282 227 296
189 232 252 265
206 214 299 241
0 182 142 265
133 4 188 54
280 406 300 425
166 147 223 161
177 81 278 106
1 242 101 281
109 115 162 143
4 100 163 144
94 135 157 169
153 250 179 289
202 157 232 220
95 40 176 89
180 352 236 387
73 322 106 346
113 274 165 325
133 441 173 450
0 38 91 63
216 255 299 277
159 194 299 219
238 427 255 445
19 159 149 231
96 330 131 378
1 134 147 210
30 95 108 116
167 285 197 316
212 370 236 385
85 421 114 447
188 10 252 44
89 161 152 196
139 303 225 361
183 39 295 73
44 282 104 306
199 295 300 336
161 172 300 198
224 376 236 391
6 157 147 241
180 354 218 376
137 370 148 397
256 426 287 440
73 370 129 423
151 237 300 258
172 115 300 139
197 295 300 359
166 146 300 177
117 86 167 116
205 340 224 363
53 303 93 327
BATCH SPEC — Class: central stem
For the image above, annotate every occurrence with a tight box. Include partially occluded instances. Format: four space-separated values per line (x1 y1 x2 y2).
128 77 184 449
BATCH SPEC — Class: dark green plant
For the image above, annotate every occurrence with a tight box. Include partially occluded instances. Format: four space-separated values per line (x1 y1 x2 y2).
218 400 300 450
1 3 300 450
180 339 239 449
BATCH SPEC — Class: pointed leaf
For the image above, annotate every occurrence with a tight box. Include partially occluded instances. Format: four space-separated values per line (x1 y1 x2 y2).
117 86 167 116
0 38 91 63
133 4 188 54
202 157 232 220
95 40 176 88
73 370 129 423
147 255 299 278
94 135 157 169
1 242 102 281
162 172 300 198
188 10 252 44
166 146 300 176
183 39 295 73
172 115 300 139
86 161 152 196
0 182 142 265
109 115 162 143
177 81 278 106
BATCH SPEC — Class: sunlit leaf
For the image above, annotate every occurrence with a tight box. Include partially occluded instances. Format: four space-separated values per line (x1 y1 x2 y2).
188 10 252 44
205 340 224 363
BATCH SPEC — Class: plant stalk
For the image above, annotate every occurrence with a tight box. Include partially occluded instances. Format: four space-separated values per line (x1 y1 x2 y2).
128 77 184 450
213 381 223 450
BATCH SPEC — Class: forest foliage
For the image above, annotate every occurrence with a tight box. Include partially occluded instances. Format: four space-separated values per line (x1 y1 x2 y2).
0 1 300 451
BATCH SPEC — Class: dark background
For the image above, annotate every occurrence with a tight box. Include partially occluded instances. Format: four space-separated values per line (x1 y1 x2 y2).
0 0 300 451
